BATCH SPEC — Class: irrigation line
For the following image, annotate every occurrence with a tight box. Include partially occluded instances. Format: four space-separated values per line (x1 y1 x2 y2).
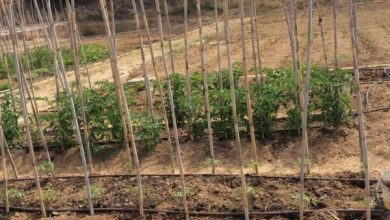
0 206 385 217
223 1 249 219
155 0 189 218
2 173 379 184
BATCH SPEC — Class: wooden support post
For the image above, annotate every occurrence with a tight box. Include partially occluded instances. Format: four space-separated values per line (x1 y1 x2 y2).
223 1 249 219
5 1 47 217
253 0 263 83
154 1 189 218
66 0 94 174
3 137 18 179
348 0 371 219
45 0 94 215
316 0 328 69
140 0 175 173
0 120 9 213
333 0 338 69
15 0 53 166
299 0 313 219
195 0 216 174
162 0 175 74
132 0 157 116
99 0 144 216
249 0 259 83
239 0 259 175
214 0 222 83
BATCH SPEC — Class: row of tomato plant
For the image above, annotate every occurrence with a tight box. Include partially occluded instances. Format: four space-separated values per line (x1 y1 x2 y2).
0 44 108 83
0 63 353 154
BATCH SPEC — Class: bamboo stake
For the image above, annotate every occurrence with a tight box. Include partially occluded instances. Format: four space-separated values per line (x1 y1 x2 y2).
99 0 144 216
0 37 16 111
140 0 175 173
292 0 300 70
154 1 189 218
183 0 194 141
195 0 216 174
333 0 338 69
0 120 9 213
4 137 18 179
66 0 94 174
249 0 259 83
214 0 222 84
239 0 259 176
15 0 53 166
45 0 94 214
223 1 249 219
162 0 175 74
183 0 191 98
348 0 370 219
288 0 310 174
316 0 328 69
109 0 116 49
299 0 313 219
253 0 263 83
132 0 157 116
75 28 93 89
5 2 46 217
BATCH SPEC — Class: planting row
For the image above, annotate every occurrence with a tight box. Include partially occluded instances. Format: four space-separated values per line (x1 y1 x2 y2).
0 44 108 90
1 64 353 155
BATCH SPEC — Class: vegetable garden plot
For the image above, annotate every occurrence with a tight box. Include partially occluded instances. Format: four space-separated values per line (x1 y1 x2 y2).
0 0 388 219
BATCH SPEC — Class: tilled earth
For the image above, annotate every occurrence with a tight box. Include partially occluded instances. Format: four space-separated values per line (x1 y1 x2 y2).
2 174 379 219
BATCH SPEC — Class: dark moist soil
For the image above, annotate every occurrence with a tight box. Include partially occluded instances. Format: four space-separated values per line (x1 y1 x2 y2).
3 175 378 219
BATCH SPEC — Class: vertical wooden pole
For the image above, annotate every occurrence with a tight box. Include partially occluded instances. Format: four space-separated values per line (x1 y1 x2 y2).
316 0 328 69
15 0 53 166
299 0 313 219
3 136 19 179
75 28 93 89
99 0 144 216
155 1 189 218
162 0 175 74
239 0 259 175
132 0 157 116
333 0 338 68
66 0 94 174
195 0 216 174
0 122 9 213
348 0 371 219
253 0 263 83
183 0 191 97
45 0 94 214
5 1 47 217
249 0 259 83
214 0 222 82
292 0 300 69
223 1 249 219
140 0 175 173
109 0 116 49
